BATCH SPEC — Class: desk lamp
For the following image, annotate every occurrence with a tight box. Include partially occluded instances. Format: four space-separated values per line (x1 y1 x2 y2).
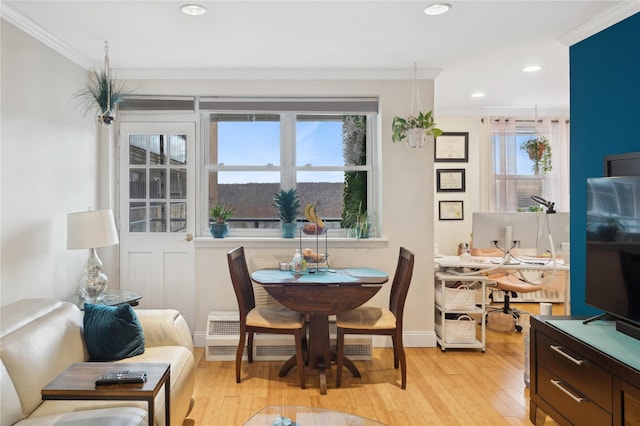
67 209 119 302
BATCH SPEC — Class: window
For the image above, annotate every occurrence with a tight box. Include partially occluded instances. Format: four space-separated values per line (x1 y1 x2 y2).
127 133 188 233
201 98 377 236
492 123 545 212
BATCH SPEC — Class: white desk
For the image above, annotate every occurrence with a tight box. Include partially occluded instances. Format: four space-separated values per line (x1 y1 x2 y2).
434 255 571 315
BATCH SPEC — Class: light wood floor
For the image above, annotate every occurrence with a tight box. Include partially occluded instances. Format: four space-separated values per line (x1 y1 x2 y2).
183 303 562 426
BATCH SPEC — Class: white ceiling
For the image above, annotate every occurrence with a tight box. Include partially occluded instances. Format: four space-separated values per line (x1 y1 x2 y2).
2 1 638 116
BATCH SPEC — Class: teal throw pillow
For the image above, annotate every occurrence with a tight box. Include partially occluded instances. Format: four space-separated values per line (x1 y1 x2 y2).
83 303 145 361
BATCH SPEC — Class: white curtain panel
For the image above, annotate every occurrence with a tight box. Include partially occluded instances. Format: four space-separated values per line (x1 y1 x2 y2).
542 118 570 212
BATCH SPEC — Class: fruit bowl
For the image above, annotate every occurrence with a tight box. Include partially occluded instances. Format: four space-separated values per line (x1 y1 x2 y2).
302 223 326 235
304 253 327 263
302 248 327 263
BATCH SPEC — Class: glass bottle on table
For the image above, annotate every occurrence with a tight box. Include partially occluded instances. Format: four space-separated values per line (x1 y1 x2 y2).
292 249 302 273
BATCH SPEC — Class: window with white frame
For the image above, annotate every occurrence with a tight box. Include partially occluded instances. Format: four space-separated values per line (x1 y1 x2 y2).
492 121 546 212
200 98 377 236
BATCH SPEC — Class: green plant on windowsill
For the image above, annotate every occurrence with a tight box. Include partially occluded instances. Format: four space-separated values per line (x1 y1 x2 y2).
209 203 235 238
391 111 443 147
343 202 372 239
273 188 300 238
521 135 552 175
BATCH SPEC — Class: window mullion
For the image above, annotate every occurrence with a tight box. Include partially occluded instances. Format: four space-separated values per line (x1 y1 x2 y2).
282 114 295 189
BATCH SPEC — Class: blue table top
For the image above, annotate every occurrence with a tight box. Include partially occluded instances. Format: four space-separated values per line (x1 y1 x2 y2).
251 268 388 285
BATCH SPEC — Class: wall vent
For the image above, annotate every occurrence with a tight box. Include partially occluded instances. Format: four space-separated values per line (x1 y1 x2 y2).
205 311 372 362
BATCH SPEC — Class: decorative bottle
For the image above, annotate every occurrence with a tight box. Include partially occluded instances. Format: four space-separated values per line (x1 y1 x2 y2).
292 249 302 273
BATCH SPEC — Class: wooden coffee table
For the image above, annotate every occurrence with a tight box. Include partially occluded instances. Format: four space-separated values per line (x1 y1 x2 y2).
42 362 170 425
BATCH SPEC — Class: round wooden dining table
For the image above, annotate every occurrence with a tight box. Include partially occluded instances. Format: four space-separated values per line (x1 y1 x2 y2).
251 268 389 394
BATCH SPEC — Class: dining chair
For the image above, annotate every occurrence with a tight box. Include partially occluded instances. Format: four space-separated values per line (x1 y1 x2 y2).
227 246 306 388
335 247 415 389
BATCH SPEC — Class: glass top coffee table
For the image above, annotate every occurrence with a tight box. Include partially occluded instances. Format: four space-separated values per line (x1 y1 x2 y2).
65 288 142 310
244 406 386 425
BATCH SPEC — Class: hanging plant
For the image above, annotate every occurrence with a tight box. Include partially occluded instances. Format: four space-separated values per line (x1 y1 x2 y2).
391 63 443 148
74 42 133 127
391 111 443 146
521 135 552 175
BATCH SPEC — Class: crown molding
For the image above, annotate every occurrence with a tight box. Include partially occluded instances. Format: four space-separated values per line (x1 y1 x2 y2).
116 67 442 81
558 1 640 46
1 2 93 69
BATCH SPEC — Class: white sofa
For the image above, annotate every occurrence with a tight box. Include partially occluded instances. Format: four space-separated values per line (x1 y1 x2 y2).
0 298 195 426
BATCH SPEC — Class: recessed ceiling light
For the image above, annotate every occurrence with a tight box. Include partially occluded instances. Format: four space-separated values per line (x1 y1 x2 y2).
471 92 486 98
180 4 208 16
424 3 452 16
523 65 542 73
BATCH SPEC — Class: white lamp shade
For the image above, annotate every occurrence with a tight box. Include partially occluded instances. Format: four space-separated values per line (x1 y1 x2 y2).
67 209 119 250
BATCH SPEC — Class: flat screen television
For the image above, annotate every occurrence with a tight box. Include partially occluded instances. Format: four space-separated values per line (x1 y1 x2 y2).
471 212 539 263
586 176 640 339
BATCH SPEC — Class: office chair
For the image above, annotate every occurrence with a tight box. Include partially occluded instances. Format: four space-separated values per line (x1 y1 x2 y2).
227 246 306 388
335 247 415 389
486 273 542 332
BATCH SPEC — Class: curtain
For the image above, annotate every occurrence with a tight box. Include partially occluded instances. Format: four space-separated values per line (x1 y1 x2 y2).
541 119 571 212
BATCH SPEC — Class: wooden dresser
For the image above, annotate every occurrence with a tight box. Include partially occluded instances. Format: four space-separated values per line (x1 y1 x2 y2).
529 316 640 425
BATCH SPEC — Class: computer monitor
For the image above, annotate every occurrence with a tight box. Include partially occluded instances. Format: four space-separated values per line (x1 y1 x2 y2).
537 212 570 256
471 212 539 263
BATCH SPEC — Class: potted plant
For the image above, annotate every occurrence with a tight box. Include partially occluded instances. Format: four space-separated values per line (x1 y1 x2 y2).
521 135 552 175
391 111 443 148
343 202 372 239
75 68 132 127
209 203 235 238
272 188 300 238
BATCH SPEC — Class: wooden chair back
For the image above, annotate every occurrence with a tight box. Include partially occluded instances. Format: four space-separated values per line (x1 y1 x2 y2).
389 247 415 328
227 246 256 322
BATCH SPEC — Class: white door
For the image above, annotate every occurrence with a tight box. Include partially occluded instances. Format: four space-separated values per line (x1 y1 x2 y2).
118 122 196 326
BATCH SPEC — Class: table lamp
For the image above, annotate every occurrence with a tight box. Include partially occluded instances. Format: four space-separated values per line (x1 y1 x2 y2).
67 209 119 302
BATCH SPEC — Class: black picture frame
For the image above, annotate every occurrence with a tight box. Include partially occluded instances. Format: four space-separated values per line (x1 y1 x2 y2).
434 132 469 162
438 201 464 220
436 168 466 192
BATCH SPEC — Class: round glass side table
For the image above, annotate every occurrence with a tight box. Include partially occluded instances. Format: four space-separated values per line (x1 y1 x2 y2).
65 288 142 310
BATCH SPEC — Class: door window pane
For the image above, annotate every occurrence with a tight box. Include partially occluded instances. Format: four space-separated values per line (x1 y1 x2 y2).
127 132 189 233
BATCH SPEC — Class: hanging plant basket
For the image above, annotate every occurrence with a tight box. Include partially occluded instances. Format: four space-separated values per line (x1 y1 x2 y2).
391 111 443 147
75 42 132 128
390 64 443 148
521 135 552 175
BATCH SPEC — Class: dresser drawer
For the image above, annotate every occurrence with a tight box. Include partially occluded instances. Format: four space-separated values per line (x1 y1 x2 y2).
538 365 612 425
537 332 612 412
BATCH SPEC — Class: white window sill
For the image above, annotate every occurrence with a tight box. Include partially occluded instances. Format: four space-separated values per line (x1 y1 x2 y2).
194 237 388 249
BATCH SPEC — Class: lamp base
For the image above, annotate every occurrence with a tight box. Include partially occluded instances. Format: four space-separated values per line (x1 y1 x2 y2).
78 248 109 303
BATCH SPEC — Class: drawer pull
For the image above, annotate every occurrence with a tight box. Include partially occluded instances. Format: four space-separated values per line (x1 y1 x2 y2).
550 345 584 365
550 379 586 403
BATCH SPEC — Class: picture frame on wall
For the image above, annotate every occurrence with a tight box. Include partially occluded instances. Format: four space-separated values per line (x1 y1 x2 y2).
439 201 464 220
436 168 465 192
434 132 469 162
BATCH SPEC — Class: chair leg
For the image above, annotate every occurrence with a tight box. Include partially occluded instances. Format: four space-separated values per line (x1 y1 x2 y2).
335 328 345 387
391 335 399 369
395 330 407 389
236 330 246 384
294 329 305 389
247 331 254 363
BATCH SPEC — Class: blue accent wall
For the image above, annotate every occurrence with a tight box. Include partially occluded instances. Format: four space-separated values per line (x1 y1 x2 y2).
569 12 640 315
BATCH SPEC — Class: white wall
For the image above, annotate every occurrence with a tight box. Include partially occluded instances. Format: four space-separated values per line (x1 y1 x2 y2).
433 116 483 255
1 20 98 306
